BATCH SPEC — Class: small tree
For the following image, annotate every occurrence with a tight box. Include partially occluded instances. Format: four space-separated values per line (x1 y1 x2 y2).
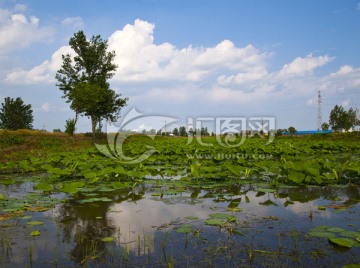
172 128 179 136
200 127 209 136
179 126 187 137
65 119 76 136
275 128 284 136
0 97 33 130
321 122 329 131
288 126 297 135
188 128 195 137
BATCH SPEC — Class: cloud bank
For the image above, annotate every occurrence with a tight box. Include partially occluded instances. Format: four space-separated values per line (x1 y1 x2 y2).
4 19 360 105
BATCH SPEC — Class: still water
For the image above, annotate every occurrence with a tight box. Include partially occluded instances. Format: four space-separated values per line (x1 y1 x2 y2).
0 181 359 267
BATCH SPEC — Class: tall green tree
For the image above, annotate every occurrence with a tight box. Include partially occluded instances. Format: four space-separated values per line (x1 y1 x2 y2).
329 105 358 131
0 97 33 130
329 105 347 131
55 31 128 138
347 107 359 130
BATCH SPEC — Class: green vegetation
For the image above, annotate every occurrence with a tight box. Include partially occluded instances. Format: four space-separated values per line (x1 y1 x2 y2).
0 97 33 130
64 118 76 136
288 126 297 135
321 122 330 131
55 31 128 139
1 131 359 186
0 129 93 162
0 131 359 267
329 105 359 131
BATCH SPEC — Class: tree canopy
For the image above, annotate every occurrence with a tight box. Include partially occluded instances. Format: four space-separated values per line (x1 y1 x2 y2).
0 97 33 130
288 126 297 135
321 122 329 131
55 30 128 138
329 105 359 131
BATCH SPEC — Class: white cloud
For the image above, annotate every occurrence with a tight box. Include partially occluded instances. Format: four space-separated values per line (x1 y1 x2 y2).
7 19 270 86
5 18 358 109
357 2 360 10
107 20 271 83
61 17 84 29
5 46 72 84
278 54 333 77
321 65 360 92
0 7 53 54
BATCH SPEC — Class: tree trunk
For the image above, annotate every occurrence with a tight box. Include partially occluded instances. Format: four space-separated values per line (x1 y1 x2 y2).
74 111 79 125
91 115 96 140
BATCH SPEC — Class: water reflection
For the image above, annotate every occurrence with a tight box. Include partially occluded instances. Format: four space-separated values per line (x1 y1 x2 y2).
1 183 359 267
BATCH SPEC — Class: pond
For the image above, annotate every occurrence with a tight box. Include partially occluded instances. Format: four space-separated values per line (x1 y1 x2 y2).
1 179 359 267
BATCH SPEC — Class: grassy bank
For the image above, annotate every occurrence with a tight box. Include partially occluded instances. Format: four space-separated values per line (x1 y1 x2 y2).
1 130 359 163
0 129 94 162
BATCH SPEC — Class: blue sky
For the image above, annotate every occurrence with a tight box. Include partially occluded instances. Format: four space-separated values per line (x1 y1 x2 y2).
0 0 360 132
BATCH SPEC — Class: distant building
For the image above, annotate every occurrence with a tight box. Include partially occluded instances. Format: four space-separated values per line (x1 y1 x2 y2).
283 130 333 135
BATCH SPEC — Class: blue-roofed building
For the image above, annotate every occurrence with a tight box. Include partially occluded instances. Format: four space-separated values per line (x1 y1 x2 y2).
283 130 333 135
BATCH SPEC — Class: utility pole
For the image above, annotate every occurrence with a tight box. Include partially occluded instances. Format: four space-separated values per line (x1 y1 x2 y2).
317 91 322 131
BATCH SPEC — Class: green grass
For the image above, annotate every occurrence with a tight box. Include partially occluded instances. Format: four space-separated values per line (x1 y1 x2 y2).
0 129 94 162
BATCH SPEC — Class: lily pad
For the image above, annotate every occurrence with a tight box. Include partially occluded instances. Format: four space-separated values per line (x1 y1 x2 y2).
27 206 50 212
101 237 115 242
308 231 336 238
0 178 16 185
175 224 194 234
342 264 360 268
205 218 226 226
30 230 41 236
328 227 345 233
329 237 355 248
226 207 241 212
59 182 85 194
209 213 236 222
111 182 127 190
340 231 360 238
98 187 115 192
257 188 277 193
36 182 54 192
77 197 112 203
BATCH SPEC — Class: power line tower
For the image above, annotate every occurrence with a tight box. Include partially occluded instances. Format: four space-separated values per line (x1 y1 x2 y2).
317 91 322 130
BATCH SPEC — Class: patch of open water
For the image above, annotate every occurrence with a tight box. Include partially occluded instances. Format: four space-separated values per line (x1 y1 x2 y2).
0 181 359 267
